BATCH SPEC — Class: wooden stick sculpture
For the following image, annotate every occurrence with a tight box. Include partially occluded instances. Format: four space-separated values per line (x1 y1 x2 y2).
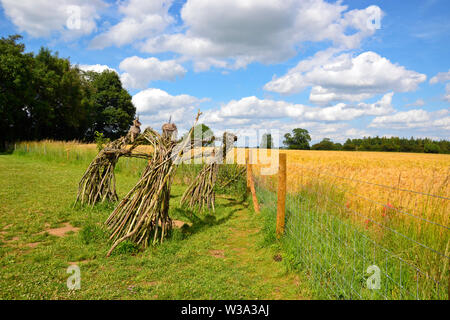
105 113 201 256
76 118 149 206
180 132 237 212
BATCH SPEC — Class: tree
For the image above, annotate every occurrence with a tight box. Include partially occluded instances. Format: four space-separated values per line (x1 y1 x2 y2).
260 133 273 149
31 47 91 140
0 34 137 150
424 142 440 154
84 70 135 141
311 138 334 150
185 124 215 146
0 35 34 149
283 128 311 150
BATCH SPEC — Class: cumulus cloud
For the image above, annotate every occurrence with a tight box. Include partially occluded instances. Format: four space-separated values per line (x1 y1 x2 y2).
429 69 450 84
0 0 106 38
369 109 450 130
264 51 426 104
90 0 173 48
132 88 208 131
78 64 117 73
445 84 450 103
203 92 394 129
119 56 186 89
140 0 382 70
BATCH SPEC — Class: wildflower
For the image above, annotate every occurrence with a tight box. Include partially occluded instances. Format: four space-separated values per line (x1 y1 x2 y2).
382 202 395 217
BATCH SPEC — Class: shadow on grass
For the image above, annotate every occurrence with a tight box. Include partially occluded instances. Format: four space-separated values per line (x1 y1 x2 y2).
171 196 247 239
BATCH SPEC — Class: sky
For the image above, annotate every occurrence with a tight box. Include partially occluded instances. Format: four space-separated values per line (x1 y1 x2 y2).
1 0 449 145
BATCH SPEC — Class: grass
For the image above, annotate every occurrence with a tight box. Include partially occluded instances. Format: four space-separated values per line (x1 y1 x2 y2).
255 180 449 300
0 153 308 300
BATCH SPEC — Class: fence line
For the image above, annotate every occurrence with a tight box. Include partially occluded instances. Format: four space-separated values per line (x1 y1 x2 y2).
251 152 449 300
291 163 450 201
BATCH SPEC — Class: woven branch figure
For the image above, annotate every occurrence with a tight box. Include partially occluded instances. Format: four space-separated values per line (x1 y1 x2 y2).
180 132 237 212
76 120 150 206
105 113 201 256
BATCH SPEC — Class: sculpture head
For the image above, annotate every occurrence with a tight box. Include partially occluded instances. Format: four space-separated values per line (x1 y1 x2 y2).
133 117 141 128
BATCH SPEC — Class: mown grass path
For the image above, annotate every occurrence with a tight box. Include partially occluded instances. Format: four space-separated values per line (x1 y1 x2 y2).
0 155 308 299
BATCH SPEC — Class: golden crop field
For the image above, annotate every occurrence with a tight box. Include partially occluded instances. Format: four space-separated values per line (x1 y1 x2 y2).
251 149 449 234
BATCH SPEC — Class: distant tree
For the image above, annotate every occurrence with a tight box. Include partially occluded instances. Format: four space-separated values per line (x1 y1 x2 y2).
312 138 334 150
283 128 311 150
424 142 440 154
185 124 215 146
83 70 135 141
260 133 273 149
343 139 357 151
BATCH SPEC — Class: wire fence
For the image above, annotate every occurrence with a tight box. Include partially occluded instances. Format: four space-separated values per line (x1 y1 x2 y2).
252 157 449 300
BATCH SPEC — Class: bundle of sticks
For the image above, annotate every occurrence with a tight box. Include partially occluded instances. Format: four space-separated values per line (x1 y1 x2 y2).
76 121 153 206
105 113 201 256
180 132 237 212
76 135 131 206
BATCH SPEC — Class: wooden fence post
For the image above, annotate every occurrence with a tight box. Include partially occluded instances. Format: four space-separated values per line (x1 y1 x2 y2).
247 151 260 213
246 150 251 193
276 153 287 238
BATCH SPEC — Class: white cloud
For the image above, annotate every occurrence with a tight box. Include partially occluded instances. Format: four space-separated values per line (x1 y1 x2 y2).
140 0 382 70
404 99 425 108
119 56 186 89
78 64 116 73
203 92 394 129
265 51 426 104
90 0 173 48
132 88 208 131
445 84 450 103
369 109 450 130
430 69 450 84
0 0 106 38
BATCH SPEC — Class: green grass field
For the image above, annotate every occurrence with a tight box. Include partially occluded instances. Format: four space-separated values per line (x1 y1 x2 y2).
0 154 308 299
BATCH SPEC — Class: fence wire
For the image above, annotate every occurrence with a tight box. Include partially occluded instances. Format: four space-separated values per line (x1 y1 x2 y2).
253 162 449 300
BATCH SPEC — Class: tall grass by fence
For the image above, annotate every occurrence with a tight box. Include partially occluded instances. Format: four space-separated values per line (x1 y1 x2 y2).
12 141 148 178
251 153 449 300
11 141 247 193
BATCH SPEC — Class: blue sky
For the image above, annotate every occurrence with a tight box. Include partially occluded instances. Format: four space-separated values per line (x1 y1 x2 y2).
1 0 449 144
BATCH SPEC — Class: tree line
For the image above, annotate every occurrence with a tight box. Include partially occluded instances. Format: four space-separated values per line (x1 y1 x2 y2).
0 35 135 151
260 129 450 154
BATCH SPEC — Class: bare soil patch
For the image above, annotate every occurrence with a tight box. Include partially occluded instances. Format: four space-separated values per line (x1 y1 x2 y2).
209 249 225 259
44 222 80 237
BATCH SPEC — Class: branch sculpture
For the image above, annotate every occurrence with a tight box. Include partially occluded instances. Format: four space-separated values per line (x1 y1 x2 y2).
180 132 237 212
105 112 201 256
76 118 150 206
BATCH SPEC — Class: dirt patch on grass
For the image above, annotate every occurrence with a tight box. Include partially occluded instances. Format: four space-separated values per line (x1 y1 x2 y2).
142 281 159 287
26 242 40 248
172 220 192 229
209 249 225 259
43 223 80 237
